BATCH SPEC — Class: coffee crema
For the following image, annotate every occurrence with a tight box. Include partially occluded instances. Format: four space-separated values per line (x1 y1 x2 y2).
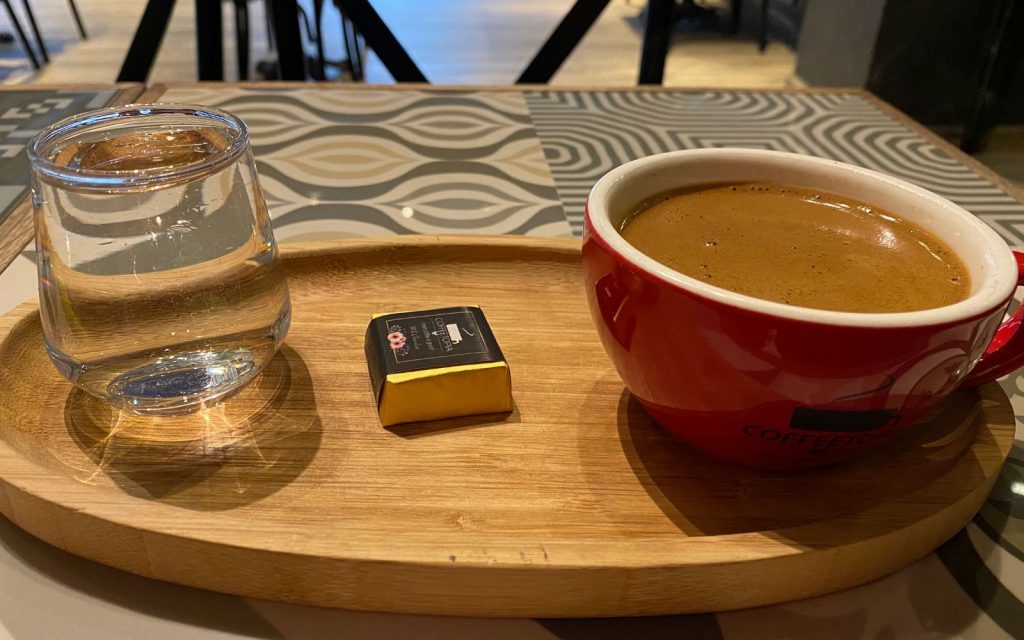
619 182 970 313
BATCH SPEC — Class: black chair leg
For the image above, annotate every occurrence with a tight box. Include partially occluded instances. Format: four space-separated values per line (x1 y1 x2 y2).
517 0 611 84
20 0 48 63
334 0 426 82
195 0 224 80
758 0 769 51
233 0 249 80
1 0 40 69
263 0 274 50
66 0 86 38
729 0 742 34
638 0 674 84
312 0 326 80
341 11 363 81
267 0 305 79
117 0 176 82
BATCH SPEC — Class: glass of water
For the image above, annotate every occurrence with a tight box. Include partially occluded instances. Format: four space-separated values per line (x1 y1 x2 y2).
28 104 291 415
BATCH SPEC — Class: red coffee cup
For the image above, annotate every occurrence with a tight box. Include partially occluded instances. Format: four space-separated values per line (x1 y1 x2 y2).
583 149 1024 470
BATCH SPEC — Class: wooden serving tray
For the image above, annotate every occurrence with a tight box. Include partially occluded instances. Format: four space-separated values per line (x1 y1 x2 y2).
0 237 1014 617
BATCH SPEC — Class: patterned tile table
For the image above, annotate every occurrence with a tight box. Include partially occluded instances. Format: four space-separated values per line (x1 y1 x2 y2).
155 86 573 239
0 84 1022 639
0 84 142 270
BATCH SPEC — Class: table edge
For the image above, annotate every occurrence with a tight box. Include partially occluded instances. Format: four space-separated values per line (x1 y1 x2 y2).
144 81 873 95
0 82 143 91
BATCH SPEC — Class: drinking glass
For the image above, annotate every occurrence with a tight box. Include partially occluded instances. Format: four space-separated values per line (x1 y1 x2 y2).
28 104 291 415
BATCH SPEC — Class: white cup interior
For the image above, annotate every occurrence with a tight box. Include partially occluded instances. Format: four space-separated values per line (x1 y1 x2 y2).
588 149 1017 327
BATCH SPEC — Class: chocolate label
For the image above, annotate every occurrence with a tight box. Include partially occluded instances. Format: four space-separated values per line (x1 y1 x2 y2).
365 307 505 393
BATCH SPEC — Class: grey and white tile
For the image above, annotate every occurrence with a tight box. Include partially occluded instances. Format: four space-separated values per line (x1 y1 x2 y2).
158 87 572 240
525 91 1024 240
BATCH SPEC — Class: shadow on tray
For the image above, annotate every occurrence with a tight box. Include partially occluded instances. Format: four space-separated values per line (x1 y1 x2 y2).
64 346 322 510
613 387 990 539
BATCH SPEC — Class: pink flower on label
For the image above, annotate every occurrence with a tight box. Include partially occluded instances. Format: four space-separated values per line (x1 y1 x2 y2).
387 331 407 350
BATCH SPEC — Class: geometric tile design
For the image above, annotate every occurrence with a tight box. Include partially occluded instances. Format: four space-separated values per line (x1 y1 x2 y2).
526 91 1024 239
0 88 120 225
159 87 572 240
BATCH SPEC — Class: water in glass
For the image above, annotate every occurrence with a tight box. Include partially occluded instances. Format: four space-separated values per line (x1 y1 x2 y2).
29 105 291 415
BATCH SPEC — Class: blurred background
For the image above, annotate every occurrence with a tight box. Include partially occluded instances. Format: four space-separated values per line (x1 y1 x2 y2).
0 0 1020 184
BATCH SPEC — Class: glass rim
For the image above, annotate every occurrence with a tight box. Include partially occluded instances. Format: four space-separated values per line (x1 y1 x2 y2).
27 103 250 190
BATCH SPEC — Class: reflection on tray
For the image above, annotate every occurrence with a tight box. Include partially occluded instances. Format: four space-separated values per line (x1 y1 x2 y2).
64 346 322 510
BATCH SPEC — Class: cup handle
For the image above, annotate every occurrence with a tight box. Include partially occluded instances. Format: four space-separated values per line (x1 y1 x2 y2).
960 251 1024 388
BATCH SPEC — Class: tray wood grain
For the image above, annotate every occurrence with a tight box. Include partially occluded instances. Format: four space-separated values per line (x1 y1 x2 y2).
0 236 1014 617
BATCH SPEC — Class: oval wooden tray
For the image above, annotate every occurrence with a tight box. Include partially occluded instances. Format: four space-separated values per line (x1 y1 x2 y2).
0 237 1014 617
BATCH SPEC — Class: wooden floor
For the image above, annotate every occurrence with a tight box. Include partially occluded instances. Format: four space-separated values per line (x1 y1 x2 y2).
0 0 798 85
0 0 1020 185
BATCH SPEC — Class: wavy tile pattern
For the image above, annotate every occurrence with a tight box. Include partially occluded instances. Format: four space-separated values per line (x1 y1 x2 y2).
159 88 571 240
526 91 1024 241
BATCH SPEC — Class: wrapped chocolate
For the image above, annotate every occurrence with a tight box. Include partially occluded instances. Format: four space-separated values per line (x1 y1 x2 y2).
364 306 512 427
